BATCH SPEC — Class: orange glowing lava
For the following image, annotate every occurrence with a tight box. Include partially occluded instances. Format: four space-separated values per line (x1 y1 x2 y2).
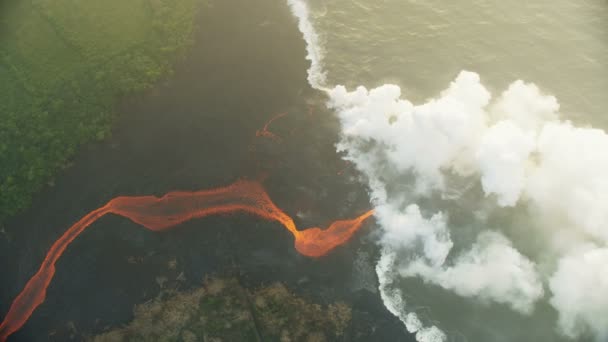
255 112 287 142
0 180 373 341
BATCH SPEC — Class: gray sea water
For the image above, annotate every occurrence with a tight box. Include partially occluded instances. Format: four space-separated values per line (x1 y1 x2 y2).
301 1 607 341
313 0 607 126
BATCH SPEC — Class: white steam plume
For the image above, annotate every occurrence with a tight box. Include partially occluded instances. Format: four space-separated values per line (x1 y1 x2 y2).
327 70 608 340
286 1 608 340
527 122 608 244
549 246 608 340
402 231 544 314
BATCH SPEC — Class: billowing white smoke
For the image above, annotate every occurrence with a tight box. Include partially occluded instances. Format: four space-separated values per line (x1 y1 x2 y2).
476 120 535 207
549 246 608 340
287 0 608 340
331 73 489 195
377 202 542 314
403 230 544 314
527 122 608 244
328 71 608 340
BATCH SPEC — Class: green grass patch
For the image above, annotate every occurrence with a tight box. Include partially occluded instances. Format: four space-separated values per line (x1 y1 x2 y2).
0 0 201 222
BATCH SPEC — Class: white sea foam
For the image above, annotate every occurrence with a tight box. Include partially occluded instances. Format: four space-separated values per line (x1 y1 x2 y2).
377 248 447 342
286 0 327 90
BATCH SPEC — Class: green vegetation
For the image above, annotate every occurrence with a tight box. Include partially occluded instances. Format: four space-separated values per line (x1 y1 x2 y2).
91 277 353 342
0 0 201 222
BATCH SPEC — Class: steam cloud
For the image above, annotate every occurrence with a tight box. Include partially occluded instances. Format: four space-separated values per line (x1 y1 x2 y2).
287 0 608 340
549 246 608 340
328 72 608 340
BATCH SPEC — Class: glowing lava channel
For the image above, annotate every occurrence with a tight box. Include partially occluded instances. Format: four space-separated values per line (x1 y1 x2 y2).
255 112 288 142
0 180 373 341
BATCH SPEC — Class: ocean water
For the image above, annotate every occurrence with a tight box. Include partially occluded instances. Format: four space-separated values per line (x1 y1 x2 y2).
288 0 608 341
312 0 607 126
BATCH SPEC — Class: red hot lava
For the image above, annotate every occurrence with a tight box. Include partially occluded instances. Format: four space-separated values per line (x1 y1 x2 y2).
0 180 373 341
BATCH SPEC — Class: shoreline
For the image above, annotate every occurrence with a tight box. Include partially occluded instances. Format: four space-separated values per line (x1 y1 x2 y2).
1 0 413 340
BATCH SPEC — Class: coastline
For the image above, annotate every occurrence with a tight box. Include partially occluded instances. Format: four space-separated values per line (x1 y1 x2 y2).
0 1 414 340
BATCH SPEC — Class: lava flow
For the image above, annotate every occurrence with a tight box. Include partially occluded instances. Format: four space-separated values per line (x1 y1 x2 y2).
0 180 373 341
255 112 287 142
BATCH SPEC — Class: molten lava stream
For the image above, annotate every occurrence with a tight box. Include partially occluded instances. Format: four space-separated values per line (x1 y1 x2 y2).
255 112 287 142
0 180 373 341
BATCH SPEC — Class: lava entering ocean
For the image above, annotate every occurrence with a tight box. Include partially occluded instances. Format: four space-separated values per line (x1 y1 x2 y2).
0 180 373 341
